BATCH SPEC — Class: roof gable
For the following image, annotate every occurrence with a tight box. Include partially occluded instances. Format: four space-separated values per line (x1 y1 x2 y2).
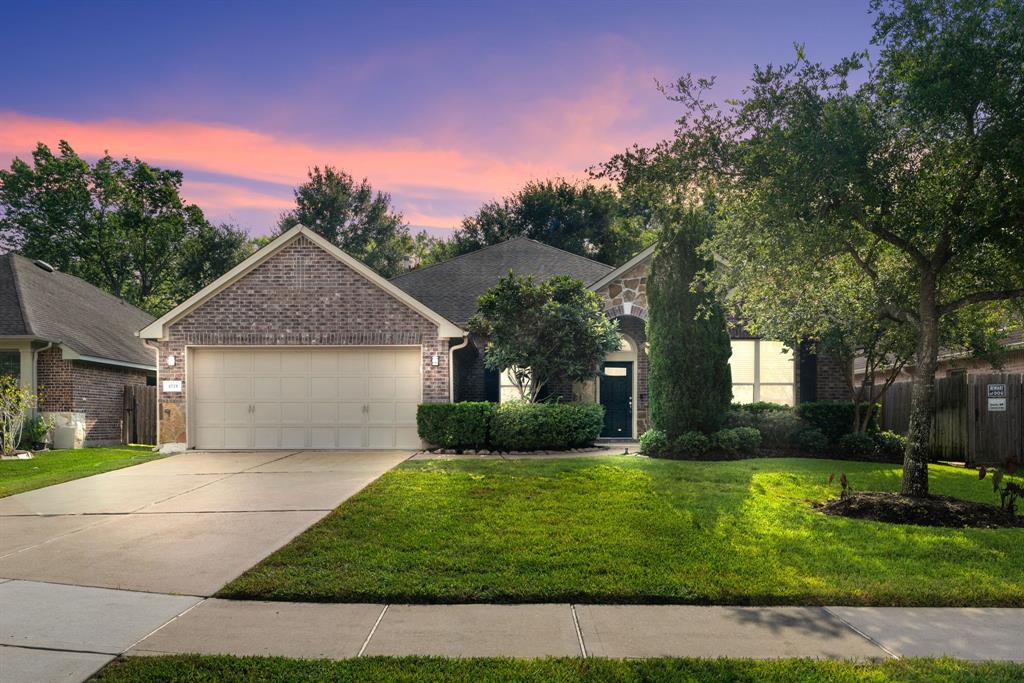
589 243 655 293
140 225 464 340
390 238 615 324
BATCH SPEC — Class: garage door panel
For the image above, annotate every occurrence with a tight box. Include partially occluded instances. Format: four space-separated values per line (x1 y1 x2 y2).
337 427 365 448
395 351 420 375
281 428 307 448
253 377 281 400
223 427 252 449
309 402 338 423
310 427 338 449
224 351 253 373
193 376 224 400
367 402 395 424
223 403 252 424
280 351 309 374
253 403 280 423
281 377 308 399
223 377 252 400
193 350 223 374
281 403 308 423
395 381 420 400
310 376 338 399
194 402 225 426
369 378 396 400
338 402 364 423
309 351 337 374
338 351 367 374
253 427 280 449
368 427 394 449
395 427 420 449
194 427 224 449
339 377 367 399
368 349 396 375
252 349 281 372
395 401 418 423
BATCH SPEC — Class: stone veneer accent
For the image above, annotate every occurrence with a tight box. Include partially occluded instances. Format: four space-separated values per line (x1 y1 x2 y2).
155 235 449 445
37 346 150 444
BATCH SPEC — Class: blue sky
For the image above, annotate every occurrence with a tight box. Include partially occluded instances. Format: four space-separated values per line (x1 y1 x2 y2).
1 1 877 236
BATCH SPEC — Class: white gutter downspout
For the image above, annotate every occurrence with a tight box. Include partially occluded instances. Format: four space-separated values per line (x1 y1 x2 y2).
448 335 470 402
30 342 54 415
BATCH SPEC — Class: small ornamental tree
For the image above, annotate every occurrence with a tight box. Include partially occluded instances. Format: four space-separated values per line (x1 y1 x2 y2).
0 376 35 455
468 273 621 402
647 208 733 436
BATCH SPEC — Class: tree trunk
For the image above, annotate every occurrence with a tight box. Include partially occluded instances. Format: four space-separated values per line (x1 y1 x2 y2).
901 274 939 497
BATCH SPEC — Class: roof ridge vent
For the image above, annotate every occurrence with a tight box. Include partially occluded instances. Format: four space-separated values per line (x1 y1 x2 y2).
33 260 55 273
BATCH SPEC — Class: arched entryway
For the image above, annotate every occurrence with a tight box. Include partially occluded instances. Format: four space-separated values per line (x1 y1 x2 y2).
599 332 638 438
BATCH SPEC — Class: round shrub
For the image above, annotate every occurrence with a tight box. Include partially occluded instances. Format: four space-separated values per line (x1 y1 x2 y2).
838 432 876 459
490 401 604 451
722 409 759 430
712 426 761 455
873 430 907 463
417 402 494 450
795 428 829 454
672 431 711 457
757 411 807 450
639 428 669 457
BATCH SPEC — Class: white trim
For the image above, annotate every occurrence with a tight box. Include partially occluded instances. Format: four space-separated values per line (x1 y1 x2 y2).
588 244 655 292
139 225 464 340
59 344 157 372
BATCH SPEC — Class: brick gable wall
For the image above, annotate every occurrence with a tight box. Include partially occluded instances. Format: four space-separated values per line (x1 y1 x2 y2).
155 235 448 445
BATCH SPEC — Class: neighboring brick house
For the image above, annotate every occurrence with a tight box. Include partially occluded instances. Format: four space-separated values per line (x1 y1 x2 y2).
0 253 156 446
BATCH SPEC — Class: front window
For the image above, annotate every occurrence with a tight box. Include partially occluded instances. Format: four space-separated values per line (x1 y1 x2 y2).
729 340 795 405
0 350 19 383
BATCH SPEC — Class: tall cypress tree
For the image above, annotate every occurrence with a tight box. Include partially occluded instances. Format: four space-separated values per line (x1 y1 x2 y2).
647 208 732 436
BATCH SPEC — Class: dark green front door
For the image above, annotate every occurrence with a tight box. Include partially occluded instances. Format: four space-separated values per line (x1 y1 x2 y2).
600 362 633 438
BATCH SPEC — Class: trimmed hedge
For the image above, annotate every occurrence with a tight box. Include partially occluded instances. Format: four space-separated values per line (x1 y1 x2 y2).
795 401 880 443
417 401 604 452
416 402 494 450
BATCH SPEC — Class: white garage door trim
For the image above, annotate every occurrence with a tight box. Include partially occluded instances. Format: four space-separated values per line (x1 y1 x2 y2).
186 345 423 450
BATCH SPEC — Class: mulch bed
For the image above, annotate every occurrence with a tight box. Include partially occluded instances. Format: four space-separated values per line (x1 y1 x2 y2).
818 491 1024 528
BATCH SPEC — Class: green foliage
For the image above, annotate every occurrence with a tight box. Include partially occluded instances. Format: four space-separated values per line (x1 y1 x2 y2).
417 401 603 452
0 445 160 497
18 414 54 449
756 412 808 450
449 178 648 266
0 141 245 315
873 431 907 464
672 431 712 458
732 402 792 415
838 432 877 459
979 465 1023 516
278 165 410 277
712 426 761 455
416 403 494 451
647 209 733 436
468 273 620 402
638 428 669 457
795 429 830 454
796 401 880 444
489 402 604 451
0 376 34 455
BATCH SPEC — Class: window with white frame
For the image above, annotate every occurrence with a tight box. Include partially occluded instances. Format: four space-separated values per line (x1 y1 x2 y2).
499 368 527 402
0 350 19 383
729 340 795 405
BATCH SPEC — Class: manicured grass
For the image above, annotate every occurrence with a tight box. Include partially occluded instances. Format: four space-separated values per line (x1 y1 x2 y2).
0 445 163 497
220 456 1024 606
92 655 1024 683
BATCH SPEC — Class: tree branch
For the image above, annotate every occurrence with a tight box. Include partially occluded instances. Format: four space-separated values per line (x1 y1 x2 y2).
939 288 1024 315
860 222 929 269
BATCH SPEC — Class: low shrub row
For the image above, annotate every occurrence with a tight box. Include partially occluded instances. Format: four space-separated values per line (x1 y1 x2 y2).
417 401 604 452
641 400 905 463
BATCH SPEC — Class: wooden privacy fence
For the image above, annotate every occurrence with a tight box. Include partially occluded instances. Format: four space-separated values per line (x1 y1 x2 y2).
880 373 1022 466
123 384 157 445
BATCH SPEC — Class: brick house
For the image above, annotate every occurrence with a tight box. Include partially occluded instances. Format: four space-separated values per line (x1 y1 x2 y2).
141 225 848 450
0 253 156 446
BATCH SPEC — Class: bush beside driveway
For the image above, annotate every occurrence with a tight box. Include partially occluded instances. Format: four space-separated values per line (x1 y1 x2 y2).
220 457 1024 606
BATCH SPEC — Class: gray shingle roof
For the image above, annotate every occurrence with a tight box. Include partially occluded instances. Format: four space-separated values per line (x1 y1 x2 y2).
390 238 615 325
0 253 156 368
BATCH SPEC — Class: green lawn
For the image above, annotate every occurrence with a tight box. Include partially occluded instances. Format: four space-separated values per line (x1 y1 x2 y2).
0 445 163 497
92 655 1024 683
220 456 1024 606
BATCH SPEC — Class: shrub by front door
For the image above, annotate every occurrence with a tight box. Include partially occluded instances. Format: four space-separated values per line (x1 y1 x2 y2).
600 362 632 438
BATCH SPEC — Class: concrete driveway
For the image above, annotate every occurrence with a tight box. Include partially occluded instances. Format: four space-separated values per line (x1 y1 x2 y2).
0 449 409 596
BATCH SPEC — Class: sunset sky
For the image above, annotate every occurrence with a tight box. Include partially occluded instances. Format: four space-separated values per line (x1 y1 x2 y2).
2 1 876 237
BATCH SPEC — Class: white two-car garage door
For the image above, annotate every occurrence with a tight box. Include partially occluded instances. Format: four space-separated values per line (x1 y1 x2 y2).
190 347 421 450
